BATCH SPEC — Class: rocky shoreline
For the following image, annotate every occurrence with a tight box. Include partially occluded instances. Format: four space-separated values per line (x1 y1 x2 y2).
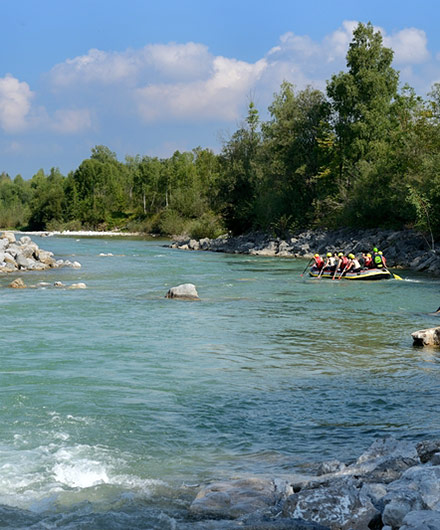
0 231 80 274
170 228 440 275
187 437 440 529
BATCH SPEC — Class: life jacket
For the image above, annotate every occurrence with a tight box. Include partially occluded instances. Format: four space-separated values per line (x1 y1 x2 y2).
373 252 384 268
314 256 324 268
364 257 373 268
341 256 349 268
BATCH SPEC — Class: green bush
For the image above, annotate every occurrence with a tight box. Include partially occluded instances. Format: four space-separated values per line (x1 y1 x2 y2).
188 212 225 239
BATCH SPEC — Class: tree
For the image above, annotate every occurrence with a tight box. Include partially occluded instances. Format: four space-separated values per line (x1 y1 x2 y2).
261 82 331 230
218 102 263 234
327 22 399 194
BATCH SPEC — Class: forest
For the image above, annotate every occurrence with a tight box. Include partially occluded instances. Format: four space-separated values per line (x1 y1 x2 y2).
1 23 440 241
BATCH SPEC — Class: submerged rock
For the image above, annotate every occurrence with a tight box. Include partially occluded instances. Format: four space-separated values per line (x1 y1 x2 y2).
9 278 26 289
411 327 440 346
189 437 440 529
165 283 200 300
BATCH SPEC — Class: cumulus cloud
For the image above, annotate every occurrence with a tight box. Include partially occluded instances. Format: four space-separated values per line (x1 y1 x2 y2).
51 109 92 133
49 42 213 88
136 56 267 122
0 74 34 132
33 21 438 131
383 27 429 64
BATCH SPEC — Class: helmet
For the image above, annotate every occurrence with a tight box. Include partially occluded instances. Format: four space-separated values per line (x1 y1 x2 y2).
367 253 371 257
314 254 319 257
338 252 343 257
327 252 332 257
373 247 378 252
348 253 355 259
378 251 383 255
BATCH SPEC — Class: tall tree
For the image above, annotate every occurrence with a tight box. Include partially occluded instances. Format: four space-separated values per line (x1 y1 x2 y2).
327 22 399 194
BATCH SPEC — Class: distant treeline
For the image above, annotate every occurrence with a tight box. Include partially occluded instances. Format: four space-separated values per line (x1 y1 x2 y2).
2 23 440 241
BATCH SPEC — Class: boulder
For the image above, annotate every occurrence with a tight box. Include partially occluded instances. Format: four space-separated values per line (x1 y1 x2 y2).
9 278 26 289
165 283 200 300
400 510 440 530
2 231 15 243
68 283 87 289
412 327 440 346
190 478 287 519
283 477 378 530
382 465 440 527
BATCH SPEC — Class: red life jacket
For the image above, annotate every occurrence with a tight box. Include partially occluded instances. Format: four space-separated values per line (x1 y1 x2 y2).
314 256 324 269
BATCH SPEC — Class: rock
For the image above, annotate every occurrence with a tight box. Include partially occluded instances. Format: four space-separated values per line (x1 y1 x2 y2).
72 261 82 269
283 477 378 530
416 439 440 463
382 465 440 527
2 231 16 243
190 478 284 519
412 327 440 346
16 254 31 269
19 236 32 245
54 281 65 287
68 283 87 289
165 283 200 300
9 278 26 289
400 510 440 530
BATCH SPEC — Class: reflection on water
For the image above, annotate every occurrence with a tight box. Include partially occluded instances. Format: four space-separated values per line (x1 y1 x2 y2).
0 237 440 527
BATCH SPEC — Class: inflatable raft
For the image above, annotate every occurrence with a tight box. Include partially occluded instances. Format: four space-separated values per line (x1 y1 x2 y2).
309 266 392 281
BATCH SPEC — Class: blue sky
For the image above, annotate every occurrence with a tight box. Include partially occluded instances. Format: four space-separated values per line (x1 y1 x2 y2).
1 0 440 178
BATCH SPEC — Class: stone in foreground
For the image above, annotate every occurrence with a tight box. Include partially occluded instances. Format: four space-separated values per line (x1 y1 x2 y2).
411 327 440 346
165 283 200 300
190 478 288 519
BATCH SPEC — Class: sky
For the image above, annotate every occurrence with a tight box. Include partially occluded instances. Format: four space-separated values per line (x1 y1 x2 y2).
2 0 440 178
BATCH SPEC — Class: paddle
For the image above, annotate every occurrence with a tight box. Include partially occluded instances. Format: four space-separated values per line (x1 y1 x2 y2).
332 259 343 280
317 264 327 279
300 258 314 277
384 268 403 280
338 264 349 280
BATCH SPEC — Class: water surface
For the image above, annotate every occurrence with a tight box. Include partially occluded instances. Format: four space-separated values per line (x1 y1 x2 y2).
1 235 439 528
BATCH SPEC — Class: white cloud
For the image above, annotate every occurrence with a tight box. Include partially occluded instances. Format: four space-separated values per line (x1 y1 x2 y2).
51 109 92 133
135 56 267 122
49 42 213 88
0 74 34 132
383 27 429 64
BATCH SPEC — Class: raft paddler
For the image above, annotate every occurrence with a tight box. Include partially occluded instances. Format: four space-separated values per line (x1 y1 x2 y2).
344 253 362 274
333 252 348 279
313 253 324 269
317 252 336 278
372 247 385 269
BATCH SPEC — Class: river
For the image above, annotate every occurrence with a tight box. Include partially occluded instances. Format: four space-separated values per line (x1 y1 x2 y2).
0 235 439 528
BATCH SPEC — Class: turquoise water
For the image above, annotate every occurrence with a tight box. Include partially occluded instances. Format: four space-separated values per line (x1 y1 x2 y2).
1 235 440 528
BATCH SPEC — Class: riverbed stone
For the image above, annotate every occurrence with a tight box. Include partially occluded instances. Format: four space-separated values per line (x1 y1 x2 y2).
400 510 440 530
411 327 440 346
9 278 26 289
283 477 378 530
2 231 15 243
190 478 284 519
166 283 200 300
68 282 87 289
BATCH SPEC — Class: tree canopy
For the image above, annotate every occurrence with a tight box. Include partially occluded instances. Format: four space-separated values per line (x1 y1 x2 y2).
2 22 440 241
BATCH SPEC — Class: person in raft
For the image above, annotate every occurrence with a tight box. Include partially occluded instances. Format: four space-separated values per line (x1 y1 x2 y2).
372 247 386 269
332 252 349 278
322 252 337 273
344 253 362 274
313 253 324 269
362 252 373 269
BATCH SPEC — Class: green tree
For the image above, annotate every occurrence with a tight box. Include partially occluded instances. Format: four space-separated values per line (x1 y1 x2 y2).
327 22 399 196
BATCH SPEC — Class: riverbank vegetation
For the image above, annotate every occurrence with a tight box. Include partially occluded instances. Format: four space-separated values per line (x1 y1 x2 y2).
2 23 440 240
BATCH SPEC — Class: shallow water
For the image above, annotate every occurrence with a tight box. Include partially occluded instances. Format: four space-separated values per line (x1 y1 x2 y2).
1 235 440 528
